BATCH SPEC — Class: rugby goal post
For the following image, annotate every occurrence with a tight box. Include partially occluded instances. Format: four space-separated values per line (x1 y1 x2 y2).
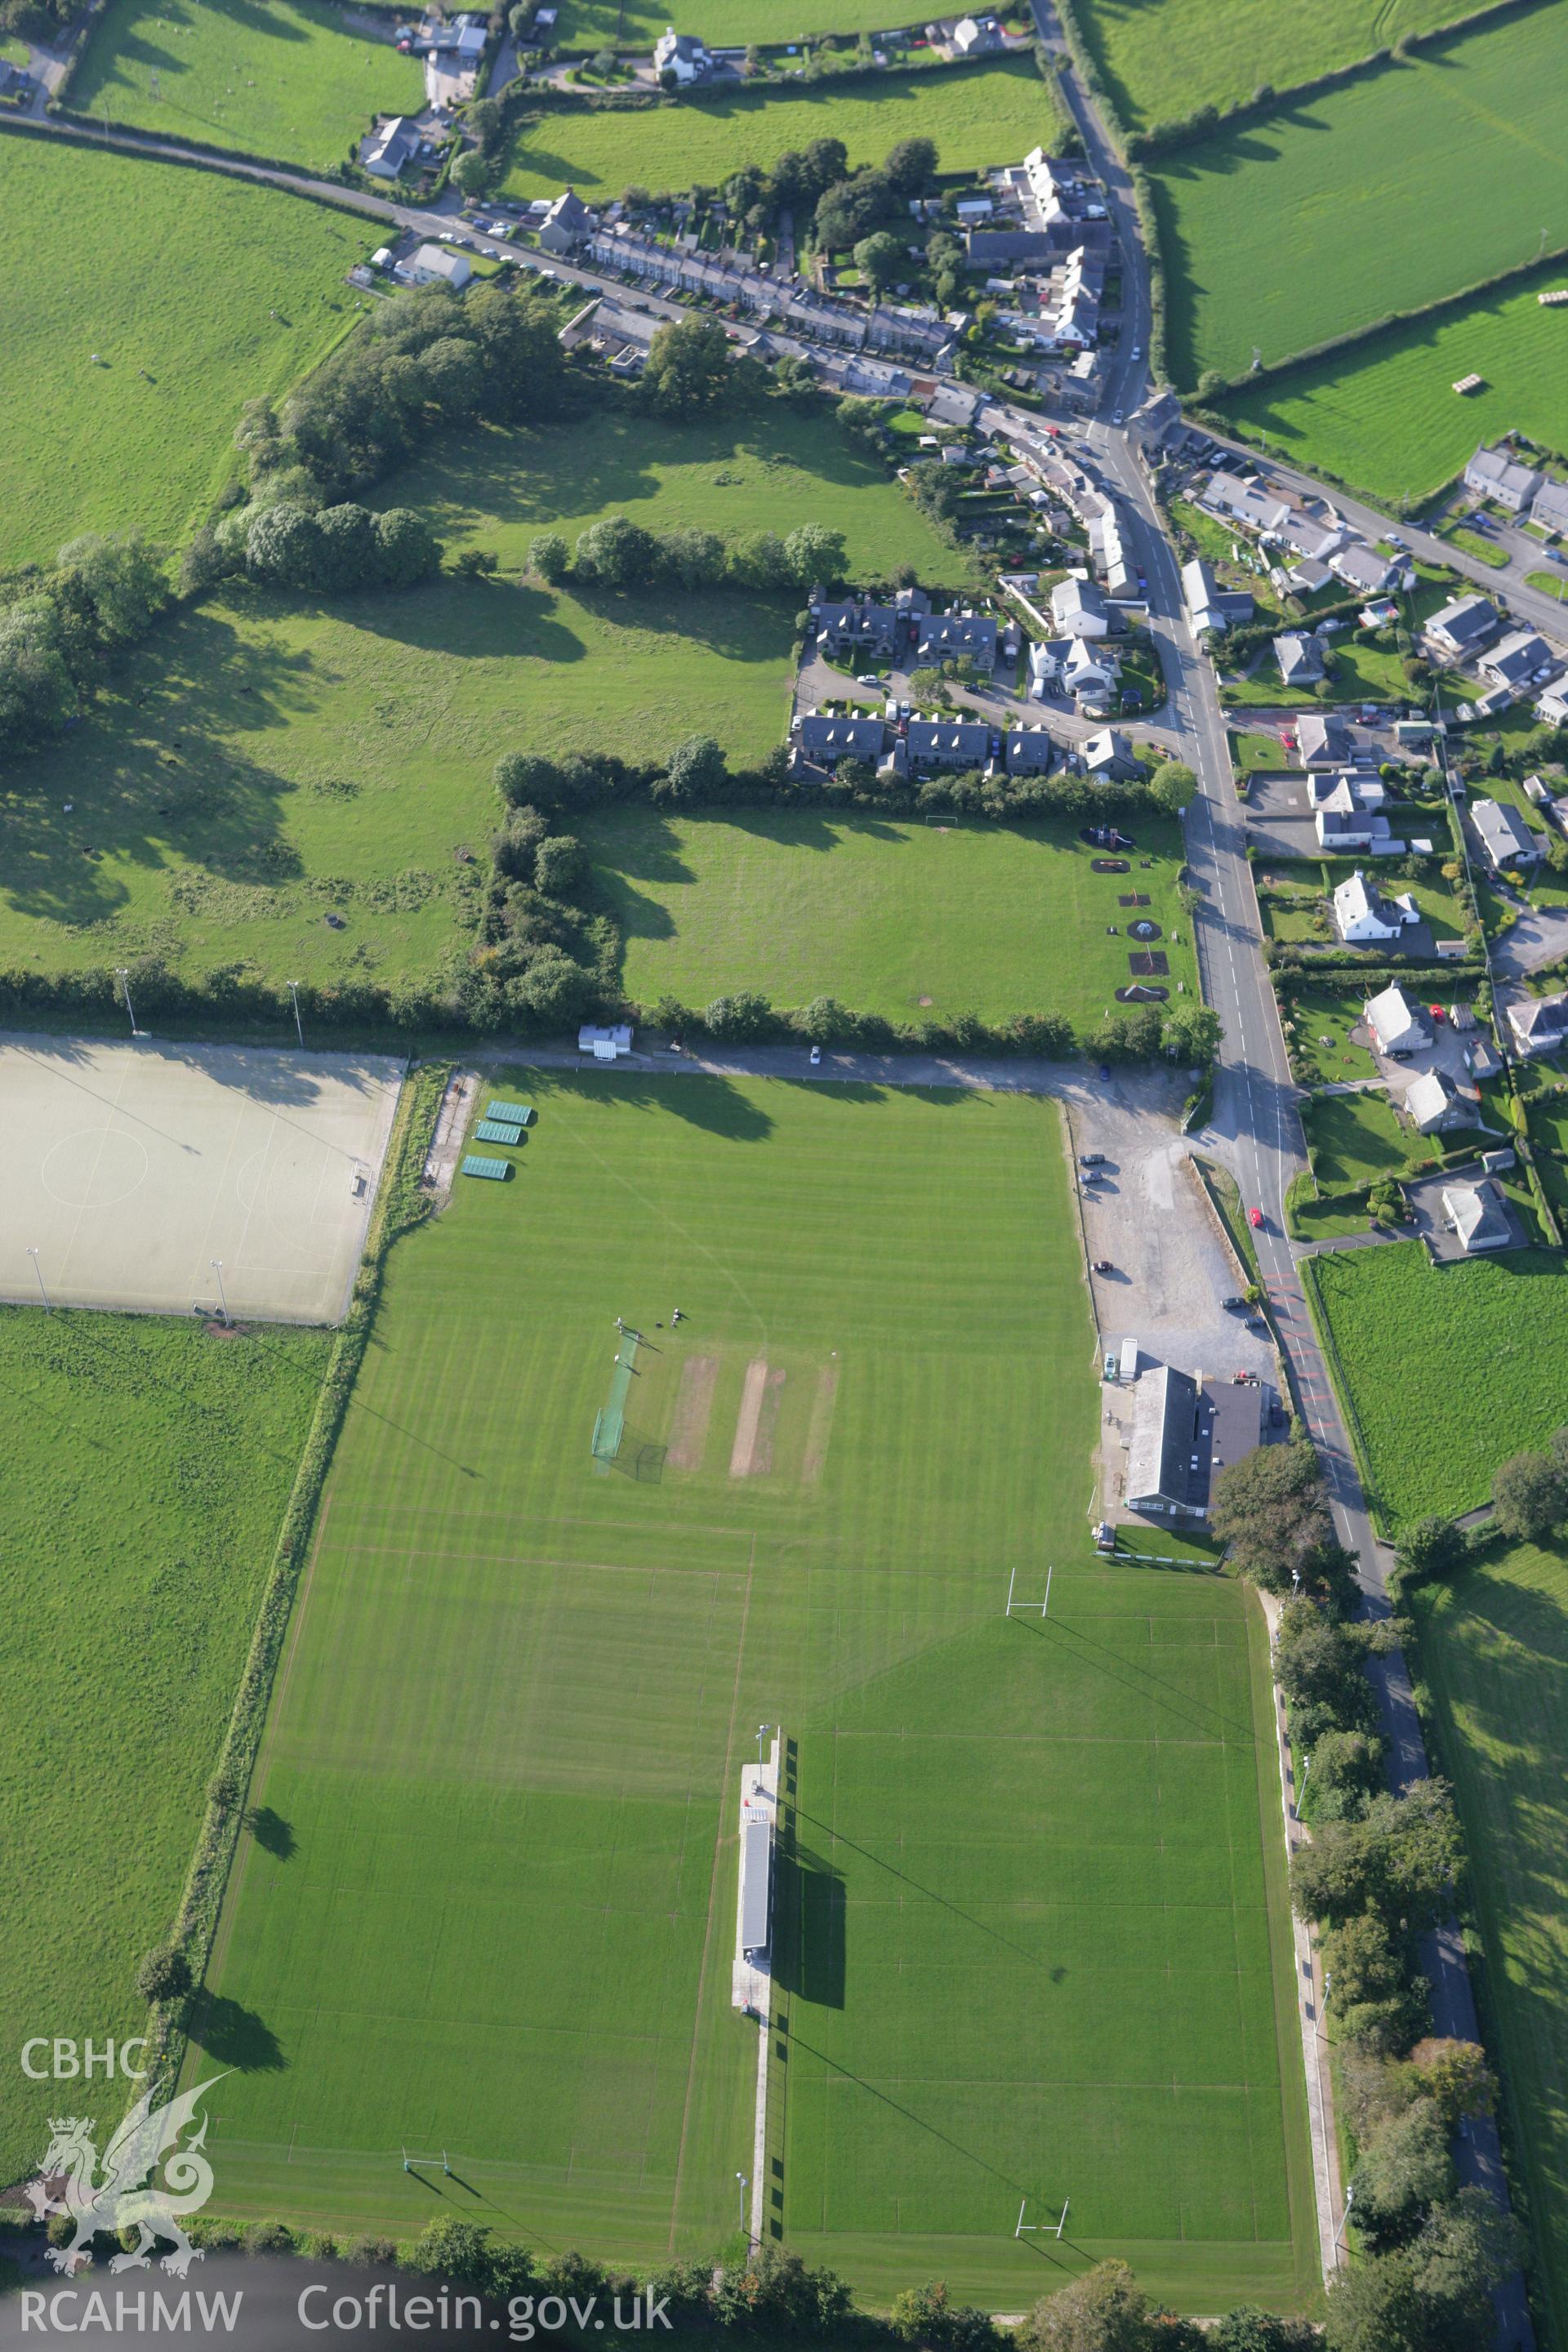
402 2147 452 2176
1015 2197 1069 2240
1004 1563 1052 1617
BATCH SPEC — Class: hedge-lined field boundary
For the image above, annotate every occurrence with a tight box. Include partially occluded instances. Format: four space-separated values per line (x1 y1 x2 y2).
136 1059 449 2105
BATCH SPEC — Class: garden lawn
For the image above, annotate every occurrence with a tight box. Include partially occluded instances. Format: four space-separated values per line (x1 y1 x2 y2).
1222 258 1568 508
579 804 1198 1023
185 1072 1316 2314
0 139 368 568
502 57 1062 201
1410 1539 1568 2349
1277 982 1378 1086
1072 0 1478 136
2 407 945 992
1300 1089 1415 1188
1303 1241 1568 1526
1148 4 1568 387
70 0 423 170
2 1308 330 2192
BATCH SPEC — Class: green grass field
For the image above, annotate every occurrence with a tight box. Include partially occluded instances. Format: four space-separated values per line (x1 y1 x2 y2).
580 805 1197 1022
185 1074 1315 2313
1 408 947 991
1410 1538 1568 2350
0 139 370 568
2 1308 329 2191
503 58 1060 201
1072 0 1477 135
71 0 424 169
551 0 902 40
1222 257 1568 507
1149 4 1568 387
1304 1241 1568 1528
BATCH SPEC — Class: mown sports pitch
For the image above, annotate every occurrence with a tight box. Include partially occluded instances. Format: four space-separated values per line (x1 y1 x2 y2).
188 1072 1314 2310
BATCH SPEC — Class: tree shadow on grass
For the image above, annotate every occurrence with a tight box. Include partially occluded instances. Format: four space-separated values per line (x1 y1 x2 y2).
187 1995 286 2074
244 1806 296 1861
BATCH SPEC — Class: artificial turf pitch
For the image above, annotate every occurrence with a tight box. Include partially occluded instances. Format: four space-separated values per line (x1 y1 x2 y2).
189 1072 1315 2310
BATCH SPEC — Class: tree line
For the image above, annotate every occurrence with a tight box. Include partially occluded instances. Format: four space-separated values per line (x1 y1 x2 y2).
1211 1441 1520 2349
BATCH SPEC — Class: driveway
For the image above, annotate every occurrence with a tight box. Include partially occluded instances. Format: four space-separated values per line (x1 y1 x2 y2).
1491 902 1568 979
1405 1162 1526 1259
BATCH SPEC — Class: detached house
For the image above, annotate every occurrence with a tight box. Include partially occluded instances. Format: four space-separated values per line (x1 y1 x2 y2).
1050 577 1109 639
1365 983 1431 1059
1471 796 1543 873
1478 630 1554 694
1404 1069 1477 1135
1464 443 1544 514
1333 869 1419 945
1507 991 1568 1057
1442 1178 1512 1254
1182 559 1253 635
1426 594 1502 662
653 25 711 79
1274 630 1325 688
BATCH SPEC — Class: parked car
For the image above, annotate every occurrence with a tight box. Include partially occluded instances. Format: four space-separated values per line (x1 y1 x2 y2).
1092 1258 1115 1274
1079 1152 1106 1167
1222 1294 1244 1310
856 673 880 688
1083 1170 1107 1185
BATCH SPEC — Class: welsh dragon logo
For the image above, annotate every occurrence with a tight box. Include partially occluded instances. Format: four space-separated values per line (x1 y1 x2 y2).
24 2076 228 2276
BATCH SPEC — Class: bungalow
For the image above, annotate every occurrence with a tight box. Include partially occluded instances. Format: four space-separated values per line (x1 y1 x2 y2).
1530 478 1568 537
1316 806 1401 853
1274 630 1325 688
1333 869 1419 945
1308 771 1387 814
816 597 898 662
1507 991 1568 1057
1536 682 1568 728
1081 728 1140 782
1365 983 1431 1059
915 609 999 670
404 243 470 287
1442 1178 1512 1254
1426 594 1502 662
1330 540 1402 595
538 187 594 253
1478 629 1554 693
1050 576 1108 639
794 710 888 765
1294 713 1360 768
1279 517 1347 564
1202 469 1290 537
1285 555 1335 596
1182 558 1253 636
653 24 710 80
1004 724 1056 773
906 715 992 769
1471 796 1543 873
361 115 420 180
1464 443 1543 514
1404 1069 1477 1135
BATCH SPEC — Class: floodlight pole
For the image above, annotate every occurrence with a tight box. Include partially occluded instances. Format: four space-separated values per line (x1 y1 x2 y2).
756 1722 768 1766
211 1258 231 1325
27 1247 50 1312
287 979 305 1049
115 965 143 1036
736 2172 748 2230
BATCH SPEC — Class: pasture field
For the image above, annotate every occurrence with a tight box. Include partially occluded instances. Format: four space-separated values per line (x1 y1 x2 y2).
71 0 423 170
1222 258 1568 506
1148 4 1568 388
2 1307 330 2193
1303 1241 1568 1527
1410 1539 1568 2349
0 139 369 568
579 804 1197 1022
185 1073 1315 2313
1 408 946 991
550 0 901 41
388 403 956 582
502 58 1060 202
1072 0 1478 135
